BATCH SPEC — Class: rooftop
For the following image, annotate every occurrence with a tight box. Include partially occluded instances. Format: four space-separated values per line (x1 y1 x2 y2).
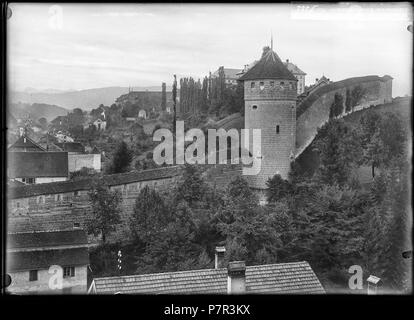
89 261 325 294
284 61 306 75
8 135 45 152
8 165 181 199
238 48 297 81
212 68 243 80
7 151 69 178
7 229 89 272
7 229 88 250
54 142 85 153
7 248 89 272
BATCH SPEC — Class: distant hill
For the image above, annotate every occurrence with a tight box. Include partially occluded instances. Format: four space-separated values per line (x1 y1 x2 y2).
9 102 69 122
10 86 171 111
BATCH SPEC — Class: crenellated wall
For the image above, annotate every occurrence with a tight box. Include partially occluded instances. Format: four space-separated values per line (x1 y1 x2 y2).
295 75 393 157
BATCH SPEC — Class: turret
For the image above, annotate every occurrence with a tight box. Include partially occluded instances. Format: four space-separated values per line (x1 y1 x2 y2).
239 46 297 192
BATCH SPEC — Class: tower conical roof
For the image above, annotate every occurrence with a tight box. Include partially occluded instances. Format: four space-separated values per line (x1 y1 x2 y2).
239 48 297 81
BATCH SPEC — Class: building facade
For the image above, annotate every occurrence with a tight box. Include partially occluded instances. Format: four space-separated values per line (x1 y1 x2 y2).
8 151 69 184
6 229 89 294
284 59 306 95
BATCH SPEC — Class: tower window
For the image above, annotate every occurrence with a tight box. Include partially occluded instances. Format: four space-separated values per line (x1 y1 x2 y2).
29 270 38 281
276 125 280 134
252 105 258 110
259 82 265 91
250 82 255 88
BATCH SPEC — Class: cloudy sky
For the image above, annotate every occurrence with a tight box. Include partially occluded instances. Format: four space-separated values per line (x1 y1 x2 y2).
7 3 413 96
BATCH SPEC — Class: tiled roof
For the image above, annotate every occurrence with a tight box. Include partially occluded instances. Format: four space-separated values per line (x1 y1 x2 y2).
238 50 297 81
212 68 243 80
55 142 85 153
8 135 45 152
90 261 325 294
8 208 88 233
7 151 69 178
284 61 306 75
8 166 181 199
7 248 89 272
7 229 88 250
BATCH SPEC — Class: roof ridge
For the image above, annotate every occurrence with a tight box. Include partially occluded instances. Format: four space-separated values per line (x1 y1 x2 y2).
8 229 85 235
93 261 312 282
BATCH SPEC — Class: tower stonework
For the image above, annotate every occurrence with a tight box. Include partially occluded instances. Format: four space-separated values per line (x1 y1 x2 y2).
239 47 297 190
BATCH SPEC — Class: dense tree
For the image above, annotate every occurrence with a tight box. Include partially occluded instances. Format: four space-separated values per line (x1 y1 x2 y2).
345 89 352 113
130 186 170 243
175 164 209 207
86 180 122 244
329 92 344 118
216 177 282 264
350 85 367 111
107 141 133 174
161 82 167 111
266 174 294 203
38 117 48 130
314 119 362 186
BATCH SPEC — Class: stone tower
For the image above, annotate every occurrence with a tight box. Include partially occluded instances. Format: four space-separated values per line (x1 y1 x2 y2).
239 46 298 190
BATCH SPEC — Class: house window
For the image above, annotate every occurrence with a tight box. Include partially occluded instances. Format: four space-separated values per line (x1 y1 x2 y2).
280 81 285 85
252 105 258 110
16 201 20 208
250 82 255 88
22 178 35 184
276 125 280 134
29 270 38 281
74 191 79 196
73 222 80 228
270 81 274 87
55 194 61 201
63 266 75 278
37 196 45 204
259 82 265 91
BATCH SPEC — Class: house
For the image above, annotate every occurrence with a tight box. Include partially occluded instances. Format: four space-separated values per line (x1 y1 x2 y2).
307 75 332 94
212 67 243 86
138 109 147 119
284 59 307 95
6 229 90 294
92 118 106 131
8 135 46 152
54 142 101 173
8 151 69 184
55 131 74 143
88 247 325 294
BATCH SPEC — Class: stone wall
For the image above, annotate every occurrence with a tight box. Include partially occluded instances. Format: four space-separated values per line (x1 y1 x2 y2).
295 75 393 157
8 175 180 243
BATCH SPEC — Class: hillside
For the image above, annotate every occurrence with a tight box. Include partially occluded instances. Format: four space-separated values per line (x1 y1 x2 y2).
295 96 411 180
10 86 171 111
9 102 69 122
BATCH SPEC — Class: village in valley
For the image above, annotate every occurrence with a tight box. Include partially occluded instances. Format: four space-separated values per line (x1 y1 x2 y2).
5 4 412 296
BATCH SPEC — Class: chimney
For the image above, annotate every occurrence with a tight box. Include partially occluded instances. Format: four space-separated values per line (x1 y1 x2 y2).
227 261 246 294
215 246 226 269
367 275 382 295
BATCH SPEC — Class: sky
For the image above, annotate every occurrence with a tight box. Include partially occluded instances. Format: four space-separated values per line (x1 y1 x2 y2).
7 3 413 96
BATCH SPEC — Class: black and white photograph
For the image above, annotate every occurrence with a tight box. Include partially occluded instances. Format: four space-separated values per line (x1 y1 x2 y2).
2 2 413 299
